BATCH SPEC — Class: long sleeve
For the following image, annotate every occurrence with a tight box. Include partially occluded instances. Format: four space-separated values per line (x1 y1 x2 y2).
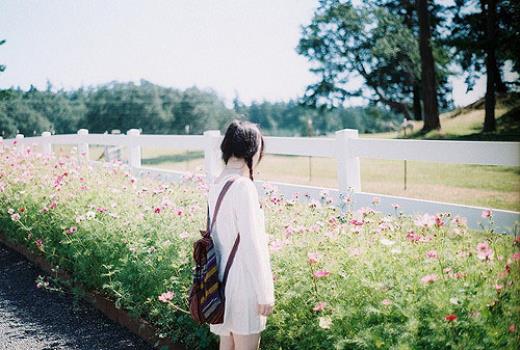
233 178 275 305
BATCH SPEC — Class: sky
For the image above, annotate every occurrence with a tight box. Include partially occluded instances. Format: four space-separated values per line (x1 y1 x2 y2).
0 0 509 108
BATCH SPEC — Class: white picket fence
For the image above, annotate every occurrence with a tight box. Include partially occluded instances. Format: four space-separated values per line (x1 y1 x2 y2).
2 128 519 234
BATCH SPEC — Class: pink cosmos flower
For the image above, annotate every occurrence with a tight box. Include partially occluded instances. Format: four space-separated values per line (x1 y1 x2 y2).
35 239 43 248
269 239 287 253
392 203 400 209
381 299 392 306
512 252 520 261
481 209 492 219
307 252 321 264
328 216 338 227
154 207 161 214
349 218 364 226
10 213 21 221
313 301 326 312
158 290 175 303
434 215 444 227
420 274 438 284
358 207 375 217
270 195 282 205
66 226 78 235
452 215 467 227
414 214 436 228
495 284 504 292
313 270 331 278
406 230 421 242
426 250 438 259
476 242 493 261
372 196 380 205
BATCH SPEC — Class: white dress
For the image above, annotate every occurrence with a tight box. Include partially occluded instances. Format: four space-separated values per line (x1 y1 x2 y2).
207 174 275 336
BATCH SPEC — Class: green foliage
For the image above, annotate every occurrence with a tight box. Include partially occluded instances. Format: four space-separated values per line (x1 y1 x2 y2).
297 0 453 115
447 0 520 92
0 80 402 139
0 145 519 349
0 39 5 74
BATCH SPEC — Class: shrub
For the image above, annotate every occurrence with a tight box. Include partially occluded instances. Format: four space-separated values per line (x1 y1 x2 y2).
0 143 519 349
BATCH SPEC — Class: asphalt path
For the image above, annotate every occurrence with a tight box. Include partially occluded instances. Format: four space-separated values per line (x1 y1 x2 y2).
0 243 153 350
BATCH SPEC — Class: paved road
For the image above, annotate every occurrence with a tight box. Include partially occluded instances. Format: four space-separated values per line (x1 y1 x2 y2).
0 243 153 350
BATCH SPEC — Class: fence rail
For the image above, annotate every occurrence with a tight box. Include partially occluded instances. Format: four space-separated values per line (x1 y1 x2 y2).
1 128 519 234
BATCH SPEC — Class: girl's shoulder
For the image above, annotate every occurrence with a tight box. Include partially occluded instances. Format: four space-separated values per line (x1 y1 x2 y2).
232 175 256 189
231 176 259 199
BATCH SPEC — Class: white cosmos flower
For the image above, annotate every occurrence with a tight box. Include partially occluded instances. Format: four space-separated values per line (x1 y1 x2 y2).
380 238 396 246
318 316 332 329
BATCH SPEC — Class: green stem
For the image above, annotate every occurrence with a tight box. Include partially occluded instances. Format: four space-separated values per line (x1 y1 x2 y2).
167 301 190 314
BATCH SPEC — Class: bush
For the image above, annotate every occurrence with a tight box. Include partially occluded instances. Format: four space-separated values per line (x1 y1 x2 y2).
0 143 519 349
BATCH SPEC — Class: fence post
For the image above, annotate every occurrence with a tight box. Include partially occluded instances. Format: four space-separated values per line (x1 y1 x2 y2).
77 129 89 163
15 134 24 155
127 128 141 168
335 129 361 192
41 131 52 156
203 130 222 184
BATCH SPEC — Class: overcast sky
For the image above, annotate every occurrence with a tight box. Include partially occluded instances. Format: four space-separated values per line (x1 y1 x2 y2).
1 0 510 108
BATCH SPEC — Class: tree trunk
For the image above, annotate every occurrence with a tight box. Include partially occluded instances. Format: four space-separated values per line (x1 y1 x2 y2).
483 0 497 132
412 83 422 121
494 61 508 93
416 0 440 132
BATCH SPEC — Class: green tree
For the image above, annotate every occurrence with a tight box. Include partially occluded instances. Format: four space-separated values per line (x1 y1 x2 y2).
0 39 5 74
416 0 441 131
448 0 520 132
297 0 450 128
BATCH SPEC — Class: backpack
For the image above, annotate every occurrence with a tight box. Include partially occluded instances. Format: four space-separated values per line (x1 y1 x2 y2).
188 176 240 324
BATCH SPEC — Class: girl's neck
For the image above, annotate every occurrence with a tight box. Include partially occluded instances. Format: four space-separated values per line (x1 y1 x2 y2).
222 157 248 177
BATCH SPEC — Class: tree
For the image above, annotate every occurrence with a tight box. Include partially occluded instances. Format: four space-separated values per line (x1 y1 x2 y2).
448 0 520 132
374 0 452 121
0 39 5 74
297 0 451 126
483 0 497 131
416 0 440 131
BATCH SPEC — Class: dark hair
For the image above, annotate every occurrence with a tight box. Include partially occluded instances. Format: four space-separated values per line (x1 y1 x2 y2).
220 119 265 181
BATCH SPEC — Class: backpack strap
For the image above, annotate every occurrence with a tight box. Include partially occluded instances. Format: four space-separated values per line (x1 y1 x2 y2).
222 233 240 288
208 176 238 234
208 176 241 288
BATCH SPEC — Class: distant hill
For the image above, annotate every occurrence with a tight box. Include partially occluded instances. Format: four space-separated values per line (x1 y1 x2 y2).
362 92 520 141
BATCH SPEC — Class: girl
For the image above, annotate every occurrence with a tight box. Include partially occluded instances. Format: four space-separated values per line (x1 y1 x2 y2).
207 120 275 350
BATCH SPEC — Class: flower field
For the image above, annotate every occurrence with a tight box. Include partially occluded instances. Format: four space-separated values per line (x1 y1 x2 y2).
0 143 519 350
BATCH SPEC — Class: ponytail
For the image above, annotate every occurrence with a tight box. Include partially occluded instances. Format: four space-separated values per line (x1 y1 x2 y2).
246 157 254 181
